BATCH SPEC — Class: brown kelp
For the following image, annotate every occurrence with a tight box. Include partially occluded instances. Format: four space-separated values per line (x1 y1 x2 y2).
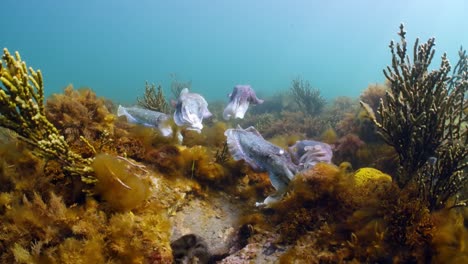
0 49 177 262
0 22 467 263
0 129 178 262
169 73 192 100
0 49 94 182
290 76 326 116
46 85 116 153
223 25 467 263
137 81 171 114
361 24 467 210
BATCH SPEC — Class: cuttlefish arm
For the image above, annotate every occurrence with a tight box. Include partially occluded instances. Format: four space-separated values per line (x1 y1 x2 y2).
246 90 264 105
223 96 249 120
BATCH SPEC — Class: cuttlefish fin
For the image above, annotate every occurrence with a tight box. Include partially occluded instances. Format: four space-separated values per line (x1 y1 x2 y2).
245 126 264 139
224 129 262 171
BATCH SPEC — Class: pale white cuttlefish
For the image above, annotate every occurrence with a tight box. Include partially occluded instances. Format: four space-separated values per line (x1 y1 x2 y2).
223 85 264 120
173 88 212 133
117 105 173 136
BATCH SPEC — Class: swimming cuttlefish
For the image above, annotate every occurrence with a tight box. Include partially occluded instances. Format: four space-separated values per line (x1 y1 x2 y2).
225 126 299 207
117 105 173 137
173 88 212 133
223 85 264 120
225 126 334 207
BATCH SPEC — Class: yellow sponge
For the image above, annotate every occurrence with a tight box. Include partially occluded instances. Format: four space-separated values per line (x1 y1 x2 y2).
353 167 392 186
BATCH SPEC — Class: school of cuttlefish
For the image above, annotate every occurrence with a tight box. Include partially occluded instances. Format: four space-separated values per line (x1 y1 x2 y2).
117 84 333 207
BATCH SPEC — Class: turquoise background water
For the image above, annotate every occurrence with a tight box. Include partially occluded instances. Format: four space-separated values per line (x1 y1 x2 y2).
2 0 467 104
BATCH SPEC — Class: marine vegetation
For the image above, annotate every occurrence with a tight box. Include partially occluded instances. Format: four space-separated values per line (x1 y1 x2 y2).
359 82 388 114
248 90 297 115
361 24 468 210
169 73 192 100
0 49 93 183
241 110 328 139
290 76 326 116
0 49 181 263
45 85 116 153
333 133 365 166
1 23 467 264
137 81 171 114
322 96 359 130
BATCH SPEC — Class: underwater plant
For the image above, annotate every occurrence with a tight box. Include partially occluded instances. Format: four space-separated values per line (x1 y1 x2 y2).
361 24 467 210
322 96 359 130
137 81 171 114
46 85 116 151
91 153 153 211
170 73 192 100
215 142 230 164
290 77 326 116
359 83 388 114
333 133 365 167
249 90 297 115
0 48 94 182
255 111 327 139
0 120 176 262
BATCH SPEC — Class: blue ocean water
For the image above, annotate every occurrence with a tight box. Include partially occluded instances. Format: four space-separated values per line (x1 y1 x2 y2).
2 0 467 104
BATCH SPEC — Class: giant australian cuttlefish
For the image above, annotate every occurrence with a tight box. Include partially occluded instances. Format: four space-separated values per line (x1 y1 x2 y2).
223 85 264 120
225 126 333 207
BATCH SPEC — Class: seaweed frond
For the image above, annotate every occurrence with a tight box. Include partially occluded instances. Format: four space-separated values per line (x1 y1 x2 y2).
170 73 191 99
0 48 93 182
137 81 170 114
360 24 467 210
215 142 230 164
290 77 326 116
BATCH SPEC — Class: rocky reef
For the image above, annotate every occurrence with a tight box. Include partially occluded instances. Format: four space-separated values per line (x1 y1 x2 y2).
0 23 467 264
